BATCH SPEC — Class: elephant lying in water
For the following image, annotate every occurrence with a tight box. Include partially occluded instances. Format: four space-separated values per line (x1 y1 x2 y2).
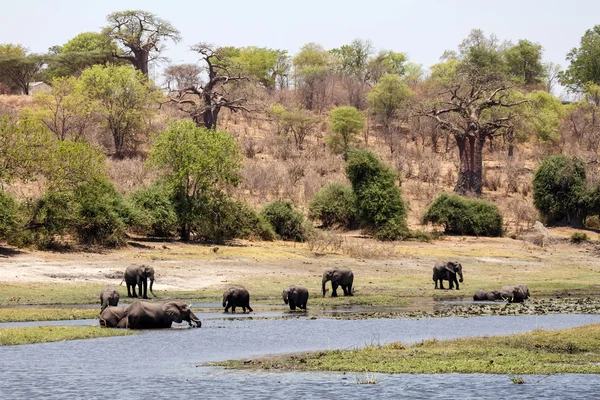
126 301 201 329
99 306 129 328
473 285 530 303
100 285 120 312
283 285 309 310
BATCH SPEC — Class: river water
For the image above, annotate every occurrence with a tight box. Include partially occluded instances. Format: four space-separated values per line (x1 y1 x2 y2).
1 312 600 399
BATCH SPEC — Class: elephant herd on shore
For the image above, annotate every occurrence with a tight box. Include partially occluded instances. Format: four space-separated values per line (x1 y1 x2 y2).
98 261 529 330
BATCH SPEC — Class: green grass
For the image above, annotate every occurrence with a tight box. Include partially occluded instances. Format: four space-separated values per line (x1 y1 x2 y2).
0 326 135 346
0 308 100 322
218 324 600 374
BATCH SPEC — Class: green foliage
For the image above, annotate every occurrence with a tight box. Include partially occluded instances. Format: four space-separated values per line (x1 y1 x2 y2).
570 232 589 244
260 200 307 242
366 50 408 83
73 178 136 247
526 91 564 143
561 25 600 90
0 49 44 94
28 190 77 248
367 74 413 120
308 183 357 229
327 106 366 153
533 155 587 226
148 120 242 241
345 148 408 240
423 193 503 237
222 46 289 89
0 191 24 244
269 104 318 149
78 64 160 156
129 181 177 237
504 39 545 85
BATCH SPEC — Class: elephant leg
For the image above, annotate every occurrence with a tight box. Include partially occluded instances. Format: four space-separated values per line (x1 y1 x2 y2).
434 280 438 289
455 279 460 290
246 304 253 313
439 280 445 289
141 280 148 299
231 305 237 313
289 300 296 311
126 284 132 298
224 304 231 313
331 283 339 297
131 284 138 298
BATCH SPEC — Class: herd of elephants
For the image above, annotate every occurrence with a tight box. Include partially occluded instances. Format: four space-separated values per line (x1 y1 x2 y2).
98 261 530 329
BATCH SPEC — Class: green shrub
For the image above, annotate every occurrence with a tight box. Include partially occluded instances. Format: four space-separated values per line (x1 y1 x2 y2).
260 200 307 242
345 148 408 240
533 155 587 226
423 192 503 237
129 181 177 238
28 190 77 249
73 178 136 247
570 232 589 244
308 183 357 229
0 191 27 246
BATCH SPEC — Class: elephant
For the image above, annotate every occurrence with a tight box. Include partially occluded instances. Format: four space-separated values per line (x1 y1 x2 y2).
121 264 155 299
473 289 503 301
222 286 253 313
322 267 354 297
126 301 201 329
432 261 464 290
99 306 129 328
282 285 309 311
99 285 120 312
500 284 530 303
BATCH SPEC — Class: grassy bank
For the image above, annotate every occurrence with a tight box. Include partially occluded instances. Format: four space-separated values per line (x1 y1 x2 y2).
0 308 100 322
218 324 600 374
0 326 135 346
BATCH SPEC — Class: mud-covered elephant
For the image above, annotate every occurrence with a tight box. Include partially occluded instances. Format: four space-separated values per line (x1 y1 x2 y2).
222 286 253 313
473 289 502 301
322 267 354 297
282 285 309 310
126 301 201 329
100 285 120 312
121 264 155 299
432 261 464 290
500 284 530 303
99 305 129 328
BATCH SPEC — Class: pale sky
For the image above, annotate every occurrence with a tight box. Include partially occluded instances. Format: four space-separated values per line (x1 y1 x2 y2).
2 0 598 96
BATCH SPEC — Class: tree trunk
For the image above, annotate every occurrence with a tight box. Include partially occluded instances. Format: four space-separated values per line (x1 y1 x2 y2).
454 134 485 195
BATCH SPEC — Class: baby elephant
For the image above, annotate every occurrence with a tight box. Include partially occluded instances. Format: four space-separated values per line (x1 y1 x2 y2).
473 289 503 301
223 286 253 313
500 284 530 303
100 285 120 312
282 285 309 311
99 305 129 328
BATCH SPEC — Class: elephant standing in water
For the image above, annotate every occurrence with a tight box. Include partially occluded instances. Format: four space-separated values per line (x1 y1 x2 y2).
121 265 155 299
126 301 201 329
322 267 354 297
282 285 309 310
222 286 253 313
100 285 120 312
432 261 464 290
99 306 129 328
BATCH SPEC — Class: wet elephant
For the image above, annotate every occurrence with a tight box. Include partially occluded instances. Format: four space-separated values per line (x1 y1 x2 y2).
222 286 253 313
500 284 530 303
322 267 354 297
432 261 463 290
121 264 155 299
100 285 120 312
126 301 201 329
99 305 129 328
282 285 309 311
473 289 502 301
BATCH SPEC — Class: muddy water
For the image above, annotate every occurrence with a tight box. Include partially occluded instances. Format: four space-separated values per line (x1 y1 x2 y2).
1 313 600 399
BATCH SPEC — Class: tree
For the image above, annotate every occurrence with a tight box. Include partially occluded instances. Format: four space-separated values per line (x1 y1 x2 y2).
103 10 181 77
562 83 600 157
148 120 242 241
326 106 366 153
366 50 408 83
163 64 202 91
167 43 250 130
224 47 290 89
0 44 44 94
293 43 333 112
504 39 545 85
560 25 600 91
533 155 587 227
330 39 374 109
269 104 318 150
30 76 94 141
79 64 160 157
367 74 413 153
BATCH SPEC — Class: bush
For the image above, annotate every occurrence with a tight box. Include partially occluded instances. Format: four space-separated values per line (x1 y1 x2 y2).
570 232 589 244
260 200 307 242
533 155 587 227
73 178 137 247
345 148 408 240
28 190 77 248
308 183 357 229
129 181 177 238
423 192 503 237
0 191 26 246
585 215 600 230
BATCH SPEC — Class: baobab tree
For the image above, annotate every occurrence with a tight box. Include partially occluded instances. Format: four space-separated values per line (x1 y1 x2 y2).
167 43 250 130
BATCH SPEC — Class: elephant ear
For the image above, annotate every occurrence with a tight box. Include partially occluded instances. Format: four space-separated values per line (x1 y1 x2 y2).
163 303 183 323
445 264 455 273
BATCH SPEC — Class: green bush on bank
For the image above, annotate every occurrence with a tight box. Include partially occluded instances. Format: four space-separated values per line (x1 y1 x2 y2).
129 181 178 238
308 183 357 230
423 192 503 237
261 200 308 242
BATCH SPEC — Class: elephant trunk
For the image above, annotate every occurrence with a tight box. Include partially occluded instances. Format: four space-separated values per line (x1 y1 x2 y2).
283 291 289 304
189 311 202 328
322 277 327 297
458 271 464 283
149 278 155 296
222 294 227 308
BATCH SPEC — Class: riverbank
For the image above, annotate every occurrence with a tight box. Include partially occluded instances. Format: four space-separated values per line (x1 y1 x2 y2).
0 325 135 346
